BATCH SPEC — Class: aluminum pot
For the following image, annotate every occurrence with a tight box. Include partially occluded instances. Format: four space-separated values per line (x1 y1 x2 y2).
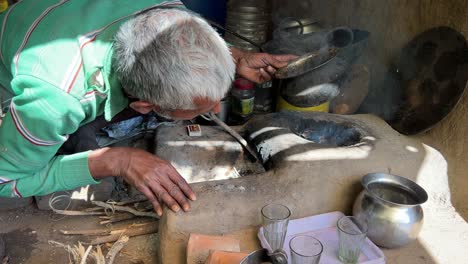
277 17 322 35
352 173 428 248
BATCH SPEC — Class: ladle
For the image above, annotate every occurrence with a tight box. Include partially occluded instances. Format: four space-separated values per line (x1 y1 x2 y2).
206 112 261 162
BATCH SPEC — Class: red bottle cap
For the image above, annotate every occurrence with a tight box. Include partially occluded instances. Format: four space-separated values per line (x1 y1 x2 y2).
233 78 254 90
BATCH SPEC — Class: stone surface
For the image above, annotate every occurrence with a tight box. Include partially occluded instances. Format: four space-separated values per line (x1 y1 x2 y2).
157 113 468 264
186 233 240 264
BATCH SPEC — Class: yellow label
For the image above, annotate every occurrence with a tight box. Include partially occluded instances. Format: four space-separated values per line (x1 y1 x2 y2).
276 96 330 113
0 0 8 13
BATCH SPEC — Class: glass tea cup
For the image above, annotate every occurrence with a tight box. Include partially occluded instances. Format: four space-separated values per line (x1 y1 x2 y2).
289 235 323 264
337 216 368 264
261 203 291 252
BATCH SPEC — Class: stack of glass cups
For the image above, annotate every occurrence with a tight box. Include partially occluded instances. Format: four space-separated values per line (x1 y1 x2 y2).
261 204 369 264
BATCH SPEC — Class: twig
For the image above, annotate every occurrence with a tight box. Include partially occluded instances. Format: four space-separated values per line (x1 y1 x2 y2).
84 207 105 212
51 209 106 216
89 222 158 245
99 213 136 225
79 245 93 264
49 240 89 263
105 236 129 264
61 222 155 236
115 198 148 206
91 245 105 264
91 201 158 219
60 228 111 236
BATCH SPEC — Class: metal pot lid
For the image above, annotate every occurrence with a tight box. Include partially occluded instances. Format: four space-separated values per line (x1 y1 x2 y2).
277 17 319 28
384 26 468 135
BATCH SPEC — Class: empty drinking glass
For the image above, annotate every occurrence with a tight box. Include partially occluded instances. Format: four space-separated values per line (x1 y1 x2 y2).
337 216 368 264
261 203 291 251
289 235 323 264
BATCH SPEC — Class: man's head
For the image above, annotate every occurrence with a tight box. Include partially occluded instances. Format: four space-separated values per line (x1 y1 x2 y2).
113 8 235 119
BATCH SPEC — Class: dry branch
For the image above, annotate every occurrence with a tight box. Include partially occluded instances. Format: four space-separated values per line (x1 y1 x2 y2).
60 228 111 236
105 236 129 264
91 245 105 264
91 201 158 219
51 209 106 216
115 198 148 206
79 245 93 264
90 222 158 245
60 222 156 236
99 213 136 225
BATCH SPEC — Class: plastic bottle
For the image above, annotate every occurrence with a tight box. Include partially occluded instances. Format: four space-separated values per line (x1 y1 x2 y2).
230 78 255 124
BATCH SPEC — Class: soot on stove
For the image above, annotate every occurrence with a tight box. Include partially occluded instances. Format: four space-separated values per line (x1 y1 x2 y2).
294 119 363 147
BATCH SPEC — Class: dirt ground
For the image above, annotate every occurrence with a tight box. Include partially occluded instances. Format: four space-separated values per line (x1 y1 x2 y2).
0 203 159 264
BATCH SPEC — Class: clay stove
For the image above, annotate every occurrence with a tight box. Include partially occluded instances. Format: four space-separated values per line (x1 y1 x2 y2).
154 112 450 264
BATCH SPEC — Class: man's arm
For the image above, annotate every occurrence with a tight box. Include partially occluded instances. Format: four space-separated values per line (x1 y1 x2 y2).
0 75 195 216
88 147 196 216
0 75 99 197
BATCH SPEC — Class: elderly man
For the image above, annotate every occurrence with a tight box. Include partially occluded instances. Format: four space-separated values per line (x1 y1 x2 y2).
0 0 294 216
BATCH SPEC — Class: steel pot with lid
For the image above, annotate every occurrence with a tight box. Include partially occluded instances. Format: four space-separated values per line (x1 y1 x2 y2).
352 173 428 248
276 17 322 35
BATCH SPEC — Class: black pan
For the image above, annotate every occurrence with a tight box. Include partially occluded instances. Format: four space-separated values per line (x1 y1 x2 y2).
387 26 468 135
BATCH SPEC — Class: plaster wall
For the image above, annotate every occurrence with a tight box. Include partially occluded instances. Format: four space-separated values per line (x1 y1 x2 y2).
271 0 468 217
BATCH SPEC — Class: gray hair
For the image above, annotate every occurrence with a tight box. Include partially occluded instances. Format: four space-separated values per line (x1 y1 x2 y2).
113 8 235 110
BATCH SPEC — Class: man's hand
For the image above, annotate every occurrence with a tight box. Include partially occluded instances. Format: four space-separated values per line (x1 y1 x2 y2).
89 147 196 216
231 47 298 84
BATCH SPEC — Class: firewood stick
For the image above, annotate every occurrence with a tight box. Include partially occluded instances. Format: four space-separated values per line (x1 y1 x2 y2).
91 201 158 219
84 206 105 212
115 198 148 206
100 213 136 225
89 223 158 245
61 222 156 236
52 209 106 216
105 236 129 264
61 229 110 236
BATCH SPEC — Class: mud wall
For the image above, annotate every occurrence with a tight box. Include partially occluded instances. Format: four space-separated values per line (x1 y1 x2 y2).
271 0 468 217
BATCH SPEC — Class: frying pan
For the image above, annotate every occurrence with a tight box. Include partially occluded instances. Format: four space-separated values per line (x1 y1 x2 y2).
209 20 353 79
386 26 468 135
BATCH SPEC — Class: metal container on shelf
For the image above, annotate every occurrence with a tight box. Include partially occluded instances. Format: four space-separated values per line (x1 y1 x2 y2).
225 0 271 51
276 17 322 35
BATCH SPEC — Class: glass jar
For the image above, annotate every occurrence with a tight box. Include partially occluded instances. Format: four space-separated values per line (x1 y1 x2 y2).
230 78 255 124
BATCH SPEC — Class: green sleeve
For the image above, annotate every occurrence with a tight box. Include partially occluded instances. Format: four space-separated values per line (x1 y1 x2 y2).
0 75 99 198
